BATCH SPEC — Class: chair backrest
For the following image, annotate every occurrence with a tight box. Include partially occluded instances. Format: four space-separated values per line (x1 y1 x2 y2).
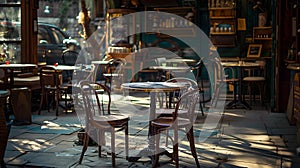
245 60 266 77
62 50 79 66
173 88 199 122
159 77 198 108
195 60 204 80
39 66 62 89
155 57 167 66
0 68 9 90
224 66 237 80
80 81 112 123
166 77 198 91
255 60 266 77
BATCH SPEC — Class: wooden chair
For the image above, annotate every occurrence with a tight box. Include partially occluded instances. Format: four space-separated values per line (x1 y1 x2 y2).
243 60 266 105
156 77 198 110
38 66 67 116
62 49 79 83
224 67 239 104
103 59 125 90
212 59 239 107
79 81 129 167
191 60 211 115
151 89 200 168
155 77 199 147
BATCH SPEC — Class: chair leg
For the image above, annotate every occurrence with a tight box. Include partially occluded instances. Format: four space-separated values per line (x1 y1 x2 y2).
64 90 68 114
153 127 160 168
38 90 45 115
125 123 129 160
173 128 179 168
245 83 252 105
46 91 51 112
165 129 169 147
79 132 89 164
98 145 102 157
258 82 264 105
199 90 204 116
233 83 237 102
186 127 200 168
56 90 59 116
111 128 116 167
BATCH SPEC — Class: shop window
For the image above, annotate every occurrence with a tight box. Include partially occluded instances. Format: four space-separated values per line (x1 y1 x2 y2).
0 1 21 63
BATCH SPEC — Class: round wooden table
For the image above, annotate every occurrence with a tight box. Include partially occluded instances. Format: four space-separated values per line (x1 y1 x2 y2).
0 64 37 87
222 62 260 110
121 81 186 162
47 65 81 71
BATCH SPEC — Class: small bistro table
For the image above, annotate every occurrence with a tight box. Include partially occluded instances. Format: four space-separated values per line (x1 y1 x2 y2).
222 61 260 110
121 81 186 163
149 66 191 80
46 65 81 71
0 63 37 87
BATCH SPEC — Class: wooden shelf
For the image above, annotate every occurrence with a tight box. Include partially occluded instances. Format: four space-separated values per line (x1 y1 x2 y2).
209 7 235 10
210 16 235 19
253 26 272 30
253 27 272 39
214 44 236 47
210 32 236 35
153 27 195 37
209 6 236 47
147 7 196 37
107 52 133 58
107 9 136 15
252 27 273 57
254 38 272 40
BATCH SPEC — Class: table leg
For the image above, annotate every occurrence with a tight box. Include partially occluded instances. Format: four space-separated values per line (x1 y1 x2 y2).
226 67 251 110
128 92 172 164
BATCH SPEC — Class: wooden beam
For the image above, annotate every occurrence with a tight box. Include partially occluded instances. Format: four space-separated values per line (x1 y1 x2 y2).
21 0 38 64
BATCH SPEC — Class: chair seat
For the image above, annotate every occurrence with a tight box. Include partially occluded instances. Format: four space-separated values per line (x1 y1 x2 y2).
155 108 188 115
224 78 239 82
79 82 129 167
151 116 191 128
0 90 10 98
103 73 123 77
44 85 60 90
12 76 41 90
243 76 265 82
92 114 129 125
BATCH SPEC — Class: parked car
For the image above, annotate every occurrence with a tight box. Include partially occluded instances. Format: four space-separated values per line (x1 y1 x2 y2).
37 22 80 65
1 21 80 64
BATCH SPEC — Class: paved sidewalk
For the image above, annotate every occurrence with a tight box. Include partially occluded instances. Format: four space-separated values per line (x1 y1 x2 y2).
3 103 300 168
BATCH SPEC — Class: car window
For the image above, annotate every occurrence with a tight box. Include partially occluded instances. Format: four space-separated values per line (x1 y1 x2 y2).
51 27 66 44
38 26 51 44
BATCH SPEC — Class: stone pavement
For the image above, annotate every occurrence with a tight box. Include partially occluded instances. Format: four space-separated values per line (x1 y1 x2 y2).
3 101 300 168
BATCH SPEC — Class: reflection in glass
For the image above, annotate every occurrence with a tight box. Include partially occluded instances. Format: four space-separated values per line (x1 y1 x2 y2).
0 0 21 4
0 7 21 41
0 43 20 63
